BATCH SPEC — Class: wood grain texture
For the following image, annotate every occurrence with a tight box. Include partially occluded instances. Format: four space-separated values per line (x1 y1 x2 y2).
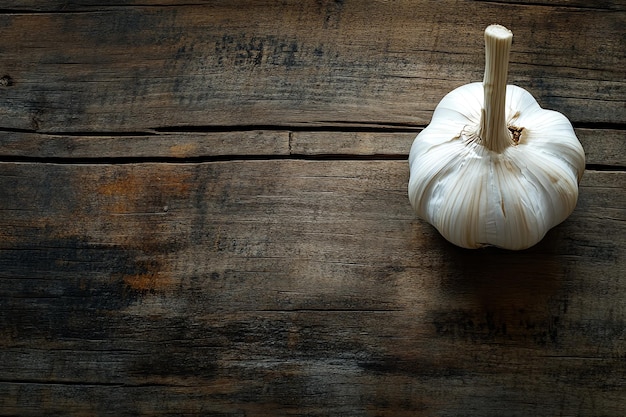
0 0 625 416
0 161 625 416
0 128 624 167
0 130 292 159
0 1 624 132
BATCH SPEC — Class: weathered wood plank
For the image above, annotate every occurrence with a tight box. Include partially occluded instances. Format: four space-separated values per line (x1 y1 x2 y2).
577 128 626 167
0 130 291 159
0 1 623 133
1 160 624 416
7 0 623 12
0 128 623 167
291 128 626 166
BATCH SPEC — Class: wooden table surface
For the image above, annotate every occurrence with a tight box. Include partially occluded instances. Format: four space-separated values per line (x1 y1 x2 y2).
1 1 625 416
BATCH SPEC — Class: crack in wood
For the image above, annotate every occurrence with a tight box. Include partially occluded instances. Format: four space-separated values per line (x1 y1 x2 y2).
256 309 404 313
474 0 623 12
585 164 626 172
0 153 409 165
151 123 422 134
0 378 185 388
0 3 211 14
0 155 623 172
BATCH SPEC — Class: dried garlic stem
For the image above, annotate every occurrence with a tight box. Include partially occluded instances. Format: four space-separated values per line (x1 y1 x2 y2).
480 24 514 153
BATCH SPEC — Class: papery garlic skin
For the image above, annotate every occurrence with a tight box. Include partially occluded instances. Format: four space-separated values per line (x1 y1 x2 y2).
408 25 585 250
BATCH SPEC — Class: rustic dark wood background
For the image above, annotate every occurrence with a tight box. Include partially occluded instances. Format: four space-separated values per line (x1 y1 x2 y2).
1 1 625 416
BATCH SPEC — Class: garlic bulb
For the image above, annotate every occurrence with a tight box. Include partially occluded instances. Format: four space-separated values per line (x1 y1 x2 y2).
408 24 585 250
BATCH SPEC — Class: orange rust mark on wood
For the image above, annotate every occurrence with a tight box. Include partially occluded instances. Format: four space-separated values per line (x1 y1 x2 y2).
123 272 172 292
98 175 141 197
96 170 192 214
169 143 198 158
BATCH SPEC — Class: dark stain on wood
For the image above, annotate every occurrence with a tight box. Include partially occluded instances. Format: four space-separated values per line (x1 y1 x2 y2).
0 238 147 340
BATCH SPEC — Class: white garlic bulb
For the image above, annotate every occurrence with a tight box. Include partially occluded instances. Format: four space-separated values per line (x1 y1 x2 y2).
408 24 585 250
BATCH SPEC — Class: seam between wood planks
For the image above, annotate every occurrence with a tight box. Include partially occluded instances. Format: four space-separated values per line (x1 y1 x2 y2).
1 156 624 173
0 123 422 136
0 378 187 388
0 4 212 15
0 2 621 14
0 121 622 136
0 153 410 165
0 124 624 171
473 0 624 12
